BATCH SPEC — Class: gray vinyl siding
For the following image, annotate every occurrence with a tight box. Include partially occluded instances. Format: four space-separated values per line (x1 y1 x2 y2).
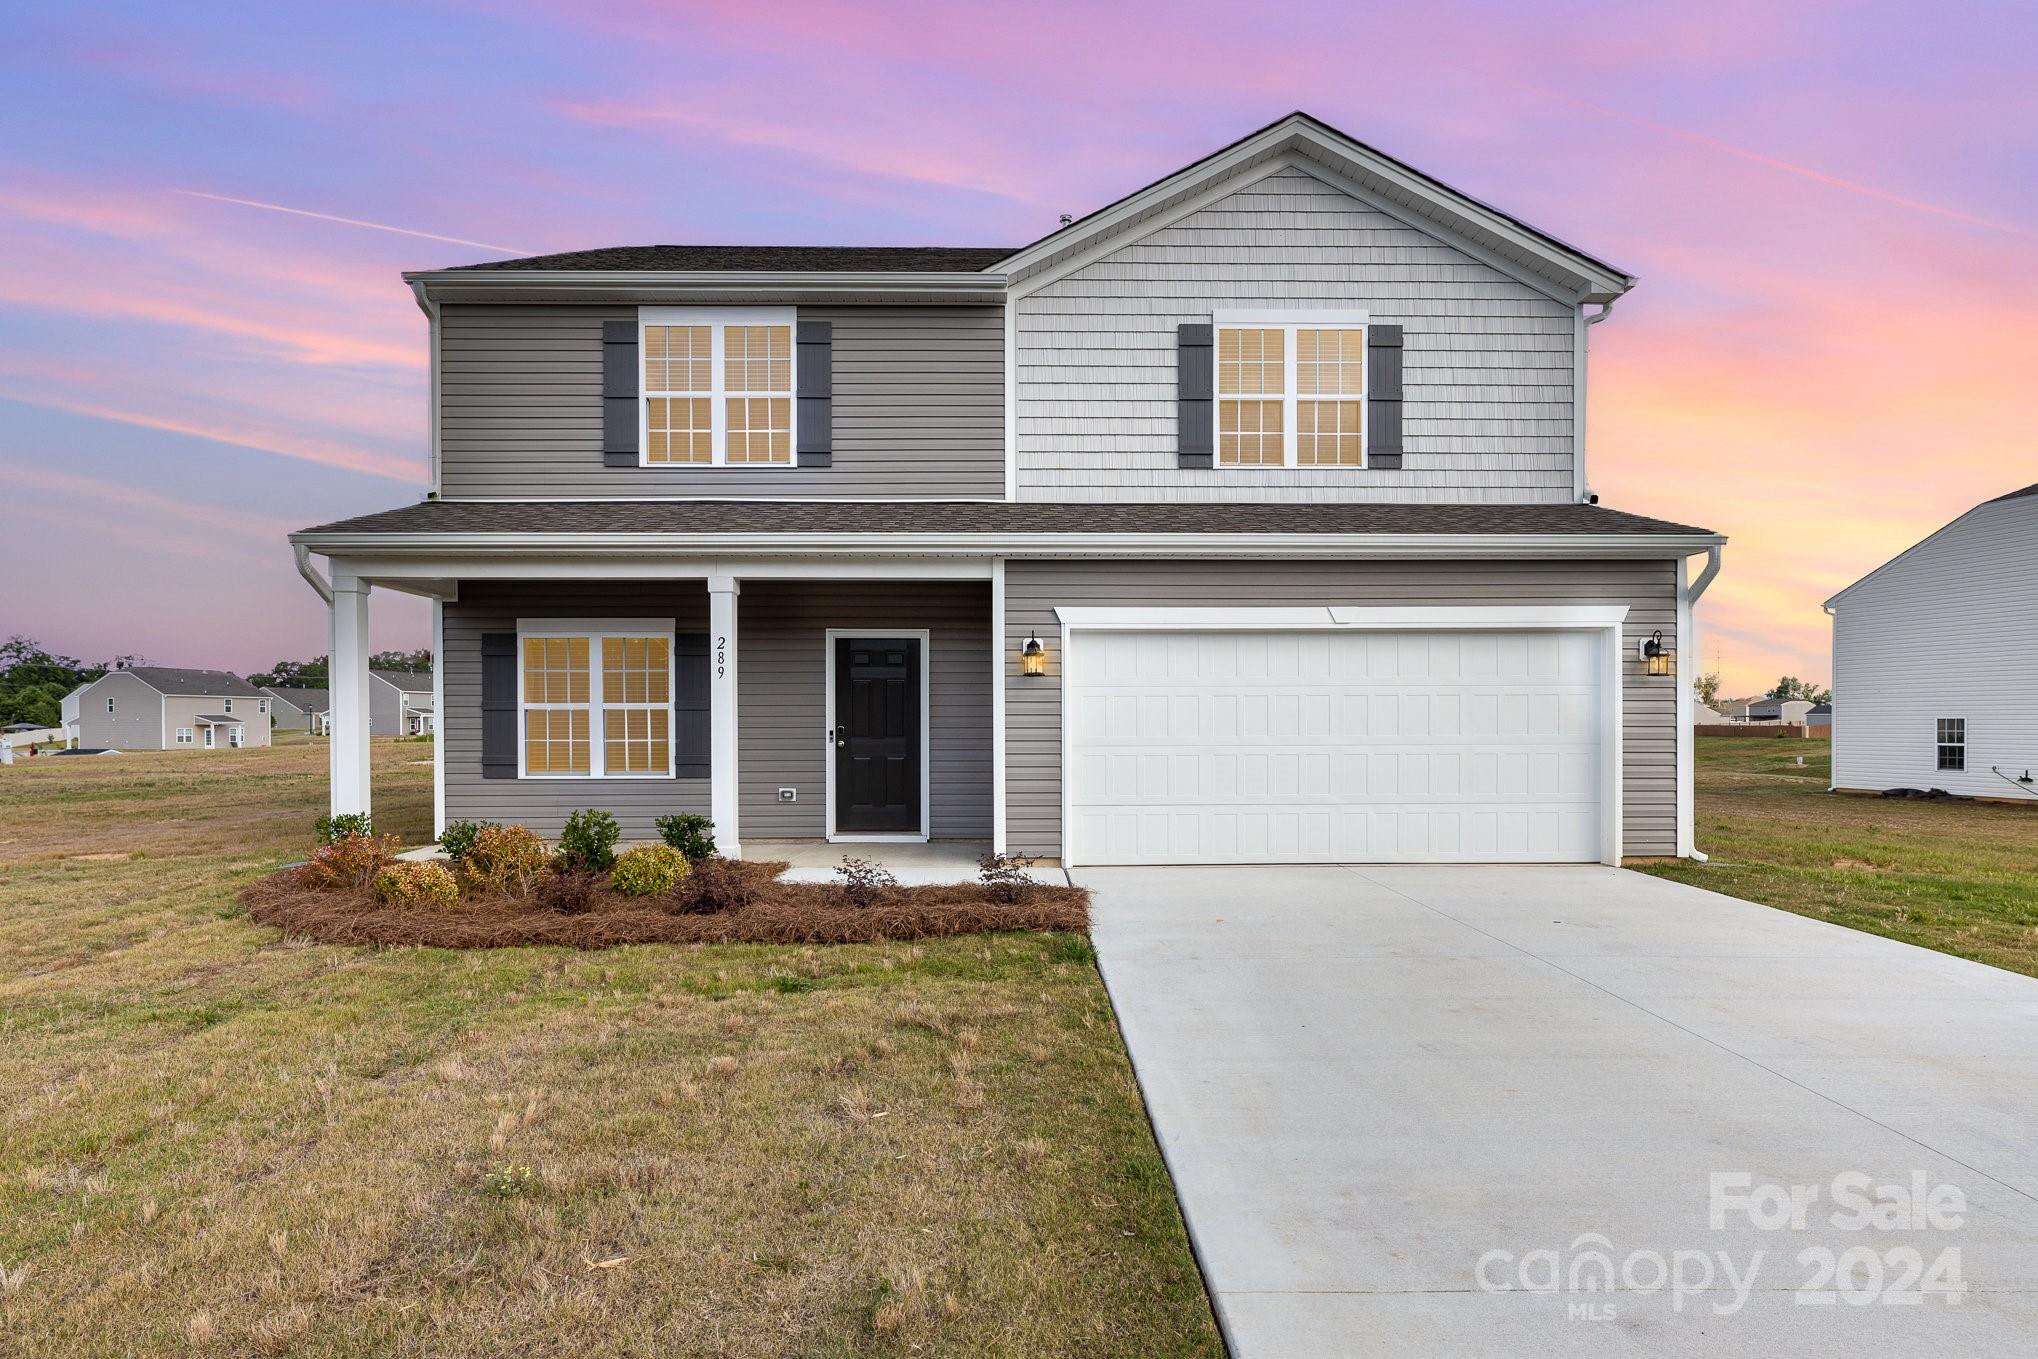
738 580 992 841
73 672 166 749
1003 558 1680 860
440 578 992 843
438 304 1004 499
443 582 711 838
1016 164 1578 503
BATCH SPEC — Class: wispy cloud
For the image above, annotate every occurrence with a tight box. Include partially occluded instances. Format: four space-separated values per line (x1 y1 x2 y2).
175 190 534 255
1542 89 2038 240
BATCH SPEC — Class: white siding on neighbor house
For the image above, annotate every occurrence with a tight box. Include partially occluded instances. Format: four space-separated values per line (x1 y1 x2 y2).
1015 163 1578 503
1830 493 2038 800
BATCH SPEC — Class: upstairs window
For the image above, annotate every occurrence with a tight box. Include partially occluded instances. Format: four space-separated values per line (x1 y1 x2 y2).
107 696 116 714
641 308 795 467
223 698 233 714
1936 718 1965 771
1215 314 1367 469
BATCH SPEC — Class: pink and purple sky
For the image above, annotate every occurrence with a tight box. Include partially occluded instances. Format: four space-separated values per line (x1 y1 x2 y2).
3 1 2033 694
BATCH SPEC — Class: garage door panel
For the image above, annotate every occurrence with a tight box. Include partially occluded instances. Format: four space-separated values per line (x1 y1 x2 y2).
1069 628 1606 865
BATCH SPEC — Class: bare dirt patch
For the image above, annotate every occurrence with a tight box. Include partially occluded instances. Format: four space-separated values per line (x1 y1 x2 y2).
243 858 1088 949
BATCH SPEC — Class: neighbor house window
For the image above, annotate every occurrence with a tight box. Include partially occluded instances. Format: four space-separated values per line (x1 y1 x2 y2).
175 728 193 744
519 621 674 778
641 308 794 467
229 726 244 748
223 698 233 714
259 699 268 715
1215 314 1367 468
107 697 116 714
1936 718 1965 771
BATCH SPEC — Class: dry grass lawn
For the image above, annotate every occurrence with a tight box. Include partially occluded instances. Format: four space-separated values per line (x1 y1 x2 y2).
0 743 1220 1357
1638 737 2038 977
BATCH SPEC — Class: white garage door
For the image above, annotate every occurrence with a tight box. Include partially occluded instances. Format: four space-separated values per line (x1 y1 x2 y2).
1067 629 1608 865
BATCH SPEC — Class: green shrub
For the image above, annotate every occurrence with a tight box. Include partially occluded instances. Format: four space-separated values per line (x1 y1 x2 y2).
610 844 691 897
374 861 460 908
557 808 621 872
438 819 497 863
303 833 400 890
314 811 373 845
458 825 549 898
654 813 717 861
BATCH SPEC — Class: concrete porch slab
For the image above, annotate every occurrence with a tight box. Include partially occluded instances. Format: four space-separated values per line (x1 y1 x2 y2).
757 839 994 886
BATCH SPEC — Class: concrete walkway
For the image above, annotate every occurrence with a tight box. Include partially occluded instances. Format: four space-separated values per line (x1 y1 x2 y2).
1085 865 2038 1357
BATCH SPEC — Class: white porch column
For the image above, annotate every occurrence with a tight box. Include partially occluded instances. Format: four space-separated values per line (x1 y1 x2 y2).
707 574 741 857
328 577 373 818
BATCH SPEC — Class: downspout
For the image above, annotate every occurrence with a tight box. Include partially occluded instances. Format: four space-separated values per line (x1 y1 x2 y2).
410 279 443 500
1679 542 1723 861
294 542 333 605
1575 299 1617 503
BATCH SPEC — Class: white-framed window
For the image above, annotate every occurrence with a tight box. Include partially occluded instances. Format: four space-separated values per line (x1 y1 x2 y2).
1936 718 1965 771
517 619 676 779
1212 311 1368 469
639 307 796 468
175 727 193 744
229 726 244 748
259 698 268 715
107 696 116 714
223 698 233 713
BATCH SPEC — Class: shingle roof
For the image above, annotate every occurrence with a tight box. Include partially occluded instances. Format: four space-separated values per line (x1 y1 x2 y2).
1986 482 2038 504
263 686 329 713
119 667 267 698
299 499 1717 539
372 669 433 692
446 245 1015 273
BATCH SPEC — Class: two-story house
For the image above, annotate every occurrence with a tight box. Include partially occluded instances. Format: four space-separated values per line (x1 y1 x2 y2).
291 113 1724 865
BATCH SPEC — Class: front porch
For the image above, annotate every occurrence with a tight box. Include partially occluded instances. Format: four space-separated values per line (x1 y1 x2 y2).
308 556 1005 861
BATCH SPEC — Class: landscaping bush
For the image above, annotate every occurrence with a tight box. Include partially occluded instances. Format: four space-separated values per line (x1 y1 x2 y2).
303 833 400 890
314 811 374 845
833 855 900 908
533 870 604 915
458 825 549 898
438 819 498 863
611 844 690 897
977 851 1038 904
673 854 758 915
557 808 620 872
654 813 717 861
374 861 460 908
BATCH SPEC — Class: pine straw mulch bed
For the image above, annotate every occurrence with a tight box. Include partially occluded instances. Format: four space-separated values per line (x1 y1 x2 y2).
241 859 1088 949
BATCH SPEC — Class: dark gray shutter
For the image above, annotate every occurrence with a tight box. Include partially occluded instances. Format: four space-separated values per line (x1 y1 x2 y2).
602 319 638 468
1177 323 1214 469
673 633 710 777
796 319 833 467
480 633 517 779
1367 324 1404 470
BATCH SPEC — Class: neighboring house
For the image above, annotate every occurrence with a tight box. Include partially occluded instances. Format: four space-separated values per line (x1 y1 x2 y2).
290 112 1726 865
371 670 434 736
1806 703 1832 734
1713 698 1754 722
60 681 90 741
69 667 274 751
1827 483 2038 799
1745 697 1814 725
263 686 330 733
1694 703 1728 724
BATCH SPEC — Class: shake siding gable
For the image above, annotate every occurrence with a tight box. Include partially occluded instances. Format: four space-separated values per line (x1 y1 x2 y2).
1015 164 1578 503
437 304 1005 499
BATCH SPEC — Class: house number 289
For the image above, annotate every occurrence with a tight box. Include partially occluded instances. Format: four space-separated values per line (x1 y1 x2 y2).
715 636 727 679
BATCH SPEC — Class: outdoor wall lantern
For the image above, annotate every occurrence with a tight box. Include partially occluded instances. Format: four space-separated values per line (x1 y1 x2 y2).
1020 632 1048 677
1639 629 1675 677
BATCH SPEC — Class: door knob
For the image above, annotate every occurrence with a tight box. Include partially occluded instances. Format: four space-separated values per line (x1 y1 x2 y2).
833 724 848 748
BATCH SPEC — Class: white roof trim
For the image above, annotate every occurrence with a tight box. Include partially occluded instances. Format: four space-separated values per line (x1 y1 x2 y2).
993 113 1634 302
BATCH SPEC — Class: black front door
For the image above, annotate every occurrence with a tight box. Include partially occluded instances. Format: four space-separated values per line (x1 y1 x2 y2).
833 636 921 833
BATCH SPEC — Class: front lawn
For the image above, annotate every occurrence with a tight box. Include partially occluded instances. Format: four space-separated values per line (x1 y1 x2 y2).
0 744 1219 1357
1637 736 2038 977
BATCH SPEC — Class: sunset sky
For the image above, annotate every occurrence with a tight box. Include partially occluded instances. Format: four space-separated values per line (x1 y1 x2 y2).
2 1 2033 695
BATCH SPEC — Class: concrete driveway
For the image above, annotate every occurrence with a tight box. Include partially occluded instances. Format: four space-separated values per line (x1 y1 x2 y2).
1085 865 2038 1357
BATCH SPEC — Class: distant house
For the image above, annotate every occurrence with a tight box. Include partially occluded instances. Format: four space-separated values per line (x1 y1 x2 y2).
1807 703 1833 734
59 680 91 741
370 670 434 736
1746 697 1815 725
262 687 330 734
69 667 273 751
1694 702 1728 724
1827 482 2038 798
